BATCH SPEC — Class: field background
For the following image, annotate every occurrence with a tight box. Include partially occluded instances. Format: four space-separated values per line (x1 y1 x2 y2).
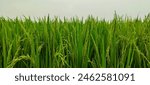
0 14 150 68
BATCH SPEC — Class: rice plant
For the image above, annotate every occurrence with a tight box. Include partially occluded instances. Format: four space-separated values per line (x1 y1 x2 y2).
0 14 150 68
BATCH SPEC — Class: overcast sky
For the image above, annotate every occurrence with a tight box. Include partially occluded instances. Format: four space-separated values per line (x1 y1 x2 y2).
0 0 150 20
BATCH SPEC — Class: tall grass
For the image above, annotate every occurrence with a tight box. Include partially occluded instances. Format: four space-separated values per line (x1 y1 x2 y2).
0 14 150 68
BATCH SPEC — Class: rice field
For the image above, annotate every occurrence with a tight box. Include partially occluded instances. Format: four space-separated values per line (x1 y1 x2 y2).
0 14 150 68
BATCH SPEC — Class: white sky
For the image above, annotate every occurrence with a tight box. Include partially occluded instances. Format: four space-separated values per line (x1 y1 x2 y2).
0 0 150 20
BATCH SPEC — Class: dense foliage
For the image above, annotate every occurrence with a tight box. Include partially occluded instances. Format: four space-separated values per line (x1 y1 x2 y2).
0 14 150 68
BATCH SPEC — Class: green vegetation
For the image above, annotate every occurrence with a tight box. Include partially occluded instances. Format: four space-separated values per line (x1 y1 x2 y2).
0 14 150 68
